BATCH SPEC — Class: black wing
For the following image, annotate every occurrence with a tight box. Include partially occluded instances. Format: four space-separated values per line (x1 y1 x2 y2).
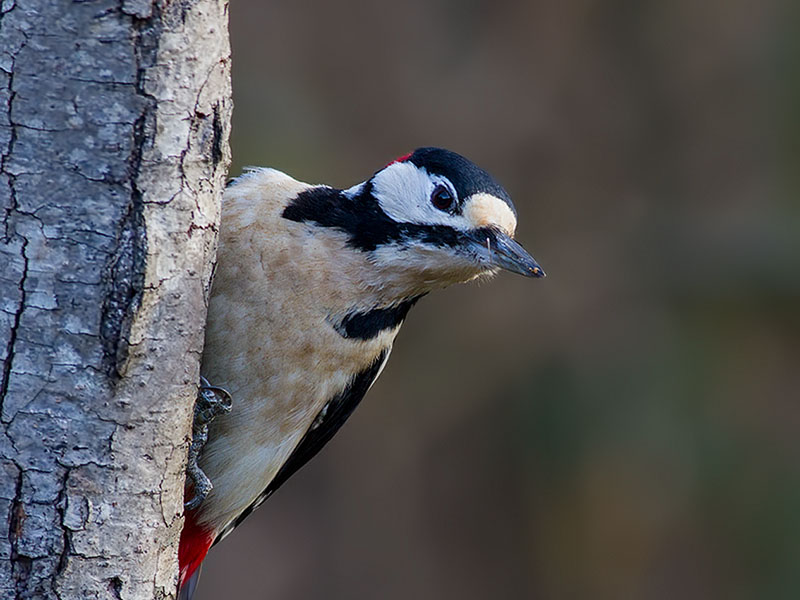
214 348 390 544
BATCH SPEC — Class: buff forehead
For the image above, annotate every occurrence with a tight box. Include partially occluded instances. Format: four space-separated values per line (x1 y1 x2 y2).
462 193 518 236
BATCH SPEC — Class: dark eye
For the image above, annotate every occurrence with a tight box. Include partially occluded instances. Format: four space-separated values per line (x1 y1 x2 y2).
430 185 454 211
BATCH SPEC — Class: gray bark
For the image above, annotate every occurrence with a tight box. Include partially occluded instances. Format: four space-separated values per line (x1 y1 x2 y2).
0 1 231 598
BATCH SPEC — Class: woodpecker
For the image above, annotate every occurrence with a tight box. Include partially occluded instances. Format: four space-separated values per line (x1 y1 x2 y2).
178 147 544 598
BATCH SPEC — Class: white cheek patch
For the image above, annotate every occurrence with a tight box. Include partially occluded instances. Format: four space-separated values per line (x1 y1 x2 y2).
371 162 470 229
463 193 517 236
371 162 434 224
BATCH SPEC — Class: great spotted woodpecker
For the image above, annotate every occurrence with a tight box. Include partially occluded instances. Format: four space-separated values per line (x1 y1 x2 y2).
178 147 544 598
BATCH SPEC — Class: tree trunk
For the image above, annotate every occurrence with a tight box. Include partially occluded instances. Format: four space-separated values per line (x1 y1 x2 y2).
0 1 231 598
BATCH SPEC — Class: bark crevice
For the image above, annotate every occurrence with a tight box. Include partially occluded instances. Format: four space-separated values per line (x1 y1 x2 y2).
0 237 26 407
7 465 28 596
98 5 161 379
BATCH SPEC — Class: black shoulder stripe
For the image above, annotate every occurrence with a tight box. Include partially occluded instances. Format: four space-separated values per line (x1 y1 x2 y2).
282 185 463 252
334 296 423 341
214 348 390 545
281 184 394 252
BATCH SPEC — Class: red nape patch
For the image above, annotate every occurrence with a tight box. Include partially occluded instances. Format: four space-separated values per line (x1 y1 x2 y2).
383 151 413 168
178 511 214 590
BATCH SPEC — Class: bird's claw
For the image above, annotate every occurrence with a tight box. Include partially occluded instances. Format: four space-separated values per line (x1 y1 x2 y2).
185 377 232 510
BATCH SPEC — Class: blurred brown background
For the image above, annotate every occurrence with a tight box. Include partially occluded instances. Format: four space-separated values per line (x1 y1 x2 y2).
197 1 800 598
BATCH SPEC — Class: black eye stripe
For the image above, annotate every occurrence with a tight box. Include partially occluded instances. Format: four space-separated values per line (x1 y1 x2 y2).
283 184 470 252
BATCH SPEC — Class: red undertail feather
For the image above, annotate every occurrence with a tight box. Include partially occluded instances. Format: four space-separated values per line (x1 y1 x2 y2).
178 510 214 591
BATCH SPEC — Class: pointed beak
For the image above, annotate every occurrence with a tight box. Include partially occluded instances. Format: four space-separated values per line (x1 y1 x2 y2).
467 228 545 278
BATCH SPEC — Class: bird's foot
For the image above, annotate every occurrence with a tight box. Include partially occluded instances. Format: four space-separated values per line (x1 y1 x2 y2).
184 377 233 511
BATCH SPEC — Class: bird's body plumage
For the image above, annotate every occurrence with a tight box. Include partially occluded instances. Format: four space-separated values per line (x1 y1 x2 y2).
197 168 400 535
178 149 543 596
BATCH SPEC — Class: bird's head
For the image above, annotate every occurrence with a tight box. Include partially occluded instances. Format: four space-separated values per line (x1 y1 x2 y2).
283 147 543 297
362 147 543 284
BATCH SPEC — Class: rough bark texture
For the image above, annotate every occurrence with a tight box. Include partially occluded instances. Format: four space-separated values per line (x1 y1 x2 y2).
0 1 231 598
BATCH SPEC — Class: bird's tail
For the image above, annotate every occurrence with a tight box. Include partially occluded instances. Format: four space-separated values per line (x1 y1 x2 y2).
178 565 202 600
